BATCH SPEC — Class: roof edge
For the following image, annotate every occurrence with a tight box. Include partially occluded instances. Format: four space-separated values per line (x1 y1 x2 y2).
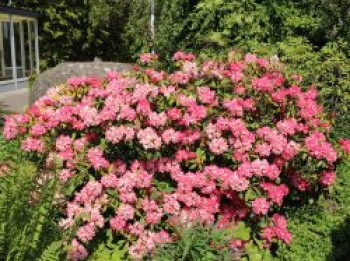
0 6 39 18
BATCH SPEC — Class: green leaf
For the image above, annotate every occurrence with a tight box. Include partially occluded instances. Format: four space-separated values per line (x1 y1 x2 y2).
234 222 251 240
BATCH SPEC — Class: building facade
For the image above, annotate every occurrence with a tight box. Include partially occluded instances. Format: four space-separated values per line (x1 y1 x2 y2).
0 5 39 92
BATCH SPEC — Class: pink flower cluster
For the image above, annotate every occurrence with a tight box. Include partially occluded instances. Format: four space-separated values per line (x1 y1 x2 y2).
262 214 292 245
3 51 342 260
340 139 350 154
305 132 337 163
140 53 158 64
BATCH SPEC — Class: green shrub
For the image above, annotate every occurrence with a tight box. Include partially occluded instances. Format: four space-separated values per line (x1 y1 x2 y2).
276 160 350 260
244 38 350 139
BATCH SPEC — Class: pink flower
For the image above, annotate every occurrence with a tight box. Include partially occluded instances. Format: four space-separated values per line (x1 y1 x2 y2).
148 112 167 127
140 53 158 64
67 239 88 261
182 62 199 78
117 204 135 220
205 123 221 140
74 137 88 152
305 132 337 163
261 182 289 206
101 173 119 188
163 194 181 215
257 58 269 68
119 106 136 121
56 135 73 152
223 99 243 116
137 128 162 150
3 116 19 139
30 123 46 137
105 126 125 144
245 53 257 63
3 114 28 139
197 86 216 104
167 108 182 121
77 222 95 243
271 213 288 228
161 128 176 144
110 215 127 231
59 169 74 182
290 173 311 191
145 69 166 83
340 139 350 154
170 71 191 85
160 85 176 97
22 137 45 152
275 228 292 245
87 147 109 170
75 180 103 204
187 105 207 121
175 150 197 162
128 222 145 236
319 171 336 187
58 149 74 161
252 76 274 93
172 51 195 61
252 197 270 215
262 214 292 245
79 106 100 126
262 226 275 242
208 138 228 155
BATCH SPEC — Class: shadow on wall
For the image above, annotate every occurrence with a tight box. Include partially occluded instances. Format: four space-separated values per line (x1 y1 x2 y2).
0 101 12 128
327 219 350 261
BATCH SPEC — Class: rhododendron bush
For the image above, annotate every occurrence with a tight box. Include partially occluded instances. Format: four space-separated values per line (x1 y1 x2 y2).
3 51 347 260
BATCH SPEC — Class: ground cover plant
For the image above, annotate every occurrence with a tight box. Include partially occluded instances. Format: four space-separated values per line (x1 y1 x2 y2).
3 51 349 260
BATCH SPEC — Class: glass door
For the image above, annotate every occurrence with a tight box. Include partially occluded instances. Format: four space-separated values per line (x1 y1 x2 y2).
1 21 12 80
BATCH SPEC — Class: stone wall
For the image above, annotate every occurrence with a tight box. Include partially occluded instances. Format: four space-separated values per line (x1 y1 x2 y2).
29 61 132 104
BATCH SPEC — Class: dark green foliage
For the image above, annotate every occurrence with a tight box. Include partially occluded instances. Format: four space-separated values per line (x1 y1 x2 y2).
152 222 273 261
38 241 64 261
12 0 131 69
86 230 129 261
124 0 349 56
276 160 350 260
123 0 198 61
0 136 63 260
152 224 236 261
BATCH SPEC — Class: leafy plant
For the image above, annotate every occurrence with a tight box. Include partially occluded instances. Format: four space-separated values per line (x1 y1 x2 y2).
153 222 273 261
0 136 63 260
153 223 241 261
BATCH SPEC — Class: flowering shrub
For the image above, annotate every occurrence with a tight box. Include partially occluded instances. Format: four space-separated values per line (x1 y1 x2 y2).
3 51 347 260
